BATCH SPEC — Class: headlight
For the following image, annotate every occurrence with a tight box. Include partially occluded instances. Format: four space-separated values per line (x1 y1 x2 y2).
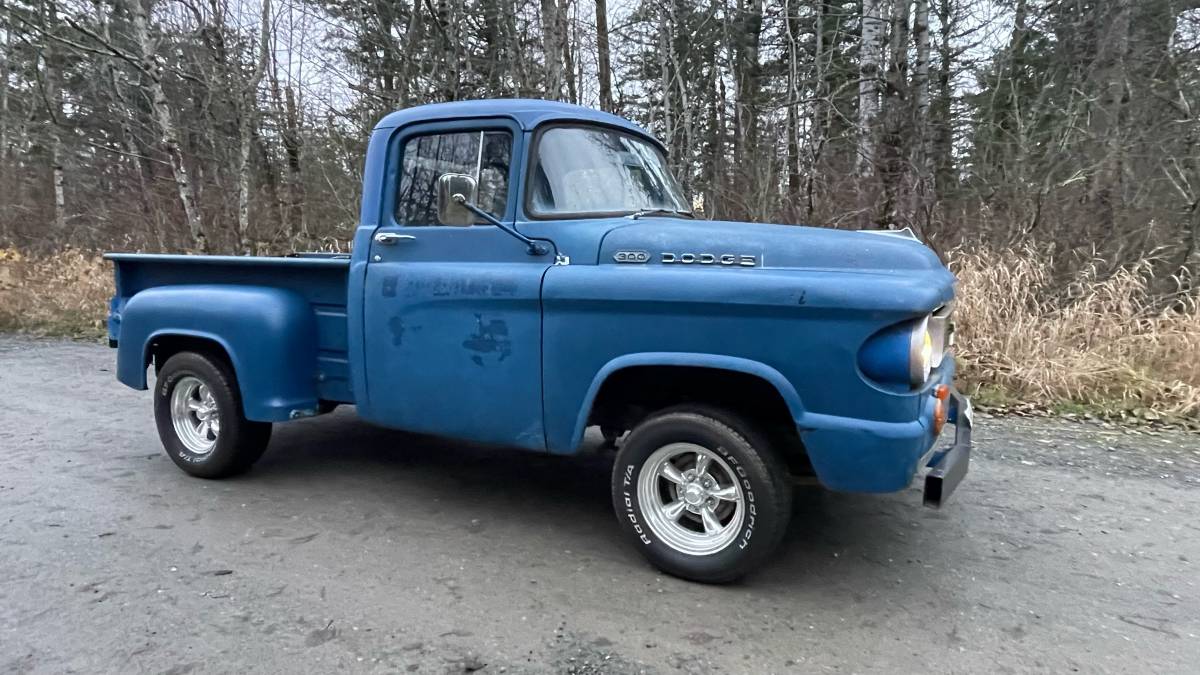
909 316 933 386
859 315 936 389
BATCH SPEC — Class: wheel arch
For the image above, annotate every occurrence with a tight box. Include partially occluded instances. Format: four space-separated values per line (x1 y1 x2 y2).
569 353 808 469
144 330 240 383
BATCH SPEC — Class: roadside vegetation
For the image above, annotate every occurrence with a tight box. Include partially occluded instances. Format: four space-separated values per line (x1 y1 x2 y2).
951 247 1200 424
5 3 1200 426
3 245 1199 424
0 248 110 338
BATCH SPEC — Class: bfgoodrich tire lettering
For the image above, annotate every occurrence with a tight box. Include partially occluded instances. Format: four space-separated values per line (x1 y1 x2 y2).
611 406 792 583
154 351 272 479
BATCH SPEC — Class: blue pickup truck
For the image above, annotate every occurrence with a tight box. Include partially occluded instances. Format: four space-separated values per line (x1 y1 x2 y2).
107 99 971 582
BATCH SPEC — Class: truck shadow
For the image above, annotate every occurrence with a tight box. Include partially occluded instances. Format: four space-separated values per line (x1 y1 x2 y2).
249 409 963 594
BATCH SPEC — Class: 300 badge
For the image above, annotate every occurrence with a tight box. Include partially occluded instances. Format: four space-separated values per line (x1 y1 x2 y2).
613 250 651 263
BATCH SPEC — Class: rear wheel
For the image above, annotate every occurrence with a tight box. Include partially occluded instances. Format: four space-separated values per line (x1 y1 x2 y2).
154 351 271 479
611 406 792 583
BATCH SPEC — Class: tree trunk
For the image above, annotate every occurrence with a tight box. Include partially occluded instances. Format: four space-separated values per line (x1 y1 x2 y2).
270 77 305 242
930 0 955 200
732 0 764 220
855 0 886 228
1087 0 1133 234
784 0 801 216
595 0 613 111
540 0 562 98
127 0 207 251
560 1 577 103
94 1 161 249
0 23 10 188
908 0 932 234
877 0 912 229
806 0 830 222
42 0 67 234
235 0 271 255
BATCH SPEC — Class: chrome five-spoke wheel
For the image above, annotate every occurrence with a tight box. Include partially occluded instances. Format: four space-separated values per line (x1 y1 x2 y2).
637 442 745 555
169 375 220 456
155 351 271 478
613 406 792 582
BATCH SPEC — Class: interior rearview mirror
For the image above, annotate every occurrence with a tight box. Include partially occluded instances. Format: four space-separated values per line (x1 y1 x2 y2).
437 173 478 226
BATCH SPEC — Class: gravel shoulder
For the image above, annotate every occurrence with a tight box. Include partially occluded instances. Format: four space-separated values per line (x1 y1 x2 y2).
1 336 1199 674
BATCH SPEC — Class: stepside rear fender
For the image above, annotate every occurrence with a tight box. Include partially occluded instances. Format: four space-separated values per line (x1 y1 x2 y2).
114 284 319 422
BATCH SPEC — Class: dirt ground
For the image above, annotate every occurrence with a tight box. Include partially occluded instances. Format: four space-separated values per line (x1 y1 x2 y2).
1 336 1199 674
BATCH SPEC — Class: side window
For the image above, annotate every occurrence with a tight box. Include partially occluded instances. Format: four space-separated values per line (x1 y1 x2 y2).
395 130 512 226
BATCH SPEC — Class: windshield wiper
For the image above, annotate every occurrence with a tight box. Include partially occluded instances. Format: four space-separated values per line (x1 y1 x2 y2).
628 208 695 220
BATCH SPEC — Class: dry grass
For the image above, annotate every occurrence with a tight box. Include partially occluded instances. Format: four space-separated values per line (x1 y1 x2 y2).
2 246 1199 419
0 248 111 338
951 245 1200 419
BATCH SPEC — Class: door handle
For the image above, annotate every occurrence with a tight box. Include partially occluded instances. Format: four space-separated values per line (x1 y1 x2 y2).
375 233 416 245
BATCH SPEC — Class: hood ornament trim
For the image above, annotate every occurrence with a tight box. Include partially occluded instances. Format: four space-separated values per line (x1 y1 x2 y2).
613 250 758 267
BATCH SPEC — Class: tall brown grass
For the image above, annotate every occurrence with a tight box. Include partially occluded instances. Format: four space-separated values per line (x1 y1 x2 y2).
0 248 111 337
952 246 1200 418
2 245 1199 418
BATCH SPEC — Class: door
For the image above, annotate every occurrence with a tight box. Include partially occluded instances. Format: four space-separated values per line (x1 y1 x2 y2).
361 119 553 450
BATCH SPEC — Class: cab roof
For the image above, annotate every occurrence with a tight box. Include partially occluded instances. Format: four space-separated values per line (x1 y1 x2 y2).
372 99 660 147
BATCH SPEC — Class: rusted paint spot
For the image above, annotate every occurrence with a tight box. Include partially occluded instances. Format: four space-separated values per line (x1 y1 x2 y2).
462 314 511 366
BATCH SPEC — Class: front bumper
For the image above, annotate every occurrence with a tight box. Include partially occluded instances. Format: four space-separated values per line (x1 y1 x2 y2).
922 391 972 507
796 363 973 501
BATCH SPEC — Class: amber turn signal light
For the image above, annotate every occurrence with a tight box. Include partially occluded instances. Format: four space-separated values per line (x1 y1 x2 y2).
932 384 950 436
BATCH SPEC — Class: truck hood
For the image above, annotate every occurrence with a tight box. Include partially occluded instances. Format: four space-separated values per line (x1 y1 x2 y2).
596 218 951 277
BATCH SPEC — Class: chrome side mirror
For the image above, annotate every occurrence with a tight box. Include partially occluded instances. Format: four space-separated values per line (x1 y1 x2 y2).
437 173 478 226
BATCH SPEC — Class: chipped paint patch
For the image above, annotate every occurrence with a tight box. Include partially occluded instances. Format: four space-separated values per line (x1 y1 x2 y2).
382 275 399 298
388 315 405 346
462 314 511 366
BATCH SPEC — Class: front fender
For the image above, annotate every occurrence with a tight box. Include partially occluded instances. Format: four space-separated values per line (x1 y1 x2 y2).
561 352 806 453
115 285 319 422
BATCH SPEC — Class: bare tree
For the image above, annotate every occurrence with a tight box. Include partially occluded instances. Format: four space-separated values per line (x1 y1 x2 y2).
540 0 562 98
126 0 206 251
234 0 271 254
39 0 67 232
0 7 12 189
855 0 886 229
0 0 1197 297
595 0 612 111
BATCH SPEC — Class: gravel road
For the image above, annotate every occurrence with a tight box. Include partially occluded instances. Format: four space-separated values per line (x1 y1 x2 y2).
2 337 1199 674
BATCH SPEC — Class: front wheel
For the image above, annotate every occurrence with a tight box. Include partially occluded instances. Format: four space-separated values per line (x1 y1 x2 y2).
611 406 792 583
154 351 272 479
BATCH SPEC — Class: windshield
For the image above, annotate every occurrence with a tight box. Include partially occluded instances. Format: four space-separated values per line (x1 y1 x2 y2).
528 126 690 217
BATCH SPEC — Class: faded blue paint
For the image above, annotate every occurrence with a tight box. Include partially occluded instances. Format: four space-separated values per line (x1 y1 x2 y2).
565 353 808 453
106 98 969 495
355 116 549 450
372 99 658 147
113 284 320 422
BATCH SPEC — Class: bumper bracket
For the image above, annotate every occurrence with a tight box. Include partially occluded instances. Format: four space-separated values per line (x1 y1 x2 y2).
923 392 972 508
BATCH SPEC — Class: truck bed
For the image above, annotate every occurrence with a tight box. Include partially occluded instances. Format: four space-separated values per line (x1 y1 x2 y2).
106 253 353 404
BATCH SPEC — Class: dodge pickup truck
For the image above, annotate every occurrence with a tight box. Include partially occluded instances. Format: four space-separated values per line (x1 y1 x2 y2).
106 99 971 583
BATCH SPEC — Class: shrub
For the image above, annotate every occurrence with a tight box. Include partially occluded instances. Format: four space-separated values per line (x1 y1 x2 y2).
0 248 111 338
951 245 1200 417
